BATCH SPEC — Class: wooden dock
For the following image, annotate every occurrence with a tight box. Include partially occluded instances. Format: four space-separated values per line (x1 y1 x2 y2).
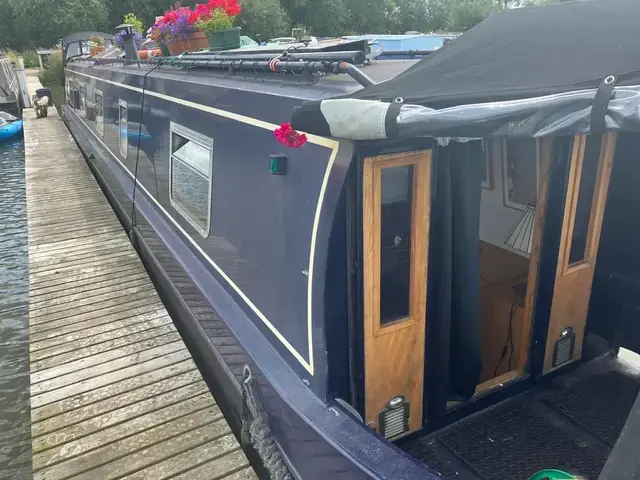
24 74 256 480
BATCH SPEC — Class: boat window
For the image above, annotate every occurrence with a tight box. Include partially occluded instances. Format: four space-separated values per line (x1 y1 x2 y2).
79 83 86 117
169 122 213 236
95 90 104 136
502 139 539 210
568 134 604 266
380 164 414 324
119 99 127 158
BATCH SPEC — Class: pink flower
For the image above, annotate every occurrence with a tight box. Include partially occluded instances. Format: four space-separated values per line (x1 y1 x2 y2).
275 123 308 148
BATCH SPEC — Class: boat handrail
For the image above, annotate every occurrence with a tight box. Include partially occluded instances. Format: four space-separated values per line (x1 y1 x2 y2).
72 56 376 87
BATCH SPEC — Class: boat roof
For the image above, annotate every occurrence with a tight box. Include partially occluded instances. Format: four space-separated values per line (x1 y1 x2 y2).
71 58 418 101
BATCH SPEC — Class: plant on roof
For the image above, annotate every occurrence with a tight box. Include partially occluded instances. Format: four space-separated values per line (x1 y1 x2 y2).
197 0 242 34
113 31 145 50
123 13 145 36
89 36 104 46
149 3 203 41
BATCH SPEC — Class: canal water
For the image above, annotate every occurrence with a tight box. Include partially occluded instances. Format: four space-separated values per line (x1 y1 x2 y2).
0 138 31 479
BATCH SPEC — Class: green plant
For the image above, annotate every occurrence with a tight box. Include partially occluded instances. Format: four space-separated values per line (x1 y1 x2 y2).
89 35 104 46
198 8 234 35
5 49 19 66
37 51 63 84
123 12 145 33
19 50 38 67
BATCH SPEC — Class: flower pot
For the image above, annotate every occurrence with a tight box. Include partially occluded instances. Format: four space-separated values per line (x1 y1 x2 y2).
160 44 171 56
186 31 209 51
166 31 209 55
89 45 104 56
207 27 241 51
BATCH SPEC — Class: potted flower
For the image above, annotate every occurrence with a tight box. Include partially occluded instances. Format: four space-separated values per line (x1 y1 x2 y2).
89 36 104 56
158 3 209 56
149 16 172 56
197 0 242 51
113 30 145 51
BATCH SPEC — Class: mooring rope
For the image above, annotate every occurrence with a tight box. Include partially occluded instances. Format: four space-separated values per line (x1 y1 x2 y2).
241 365 294 480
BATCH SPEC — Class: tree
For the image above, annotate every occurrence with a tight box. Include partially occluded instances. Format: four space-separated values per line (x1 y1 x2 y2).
0 0 17 49
9 0 108 48
236 0 291 39
446 0 497 31
393 0 430 34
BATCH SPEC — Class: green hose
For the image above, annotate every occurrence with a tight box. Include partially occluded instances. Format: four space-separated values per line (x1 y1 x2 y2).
528 469 578 480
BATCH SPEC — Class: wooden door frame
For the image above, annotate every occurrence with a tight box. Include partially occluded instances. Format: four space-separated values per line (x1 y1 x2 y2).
542 133 617 374
362 149 431 434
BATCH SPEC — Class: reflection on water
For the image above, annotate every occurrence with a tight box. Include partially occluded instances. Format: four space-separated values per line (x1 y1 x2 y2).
0 139 31 479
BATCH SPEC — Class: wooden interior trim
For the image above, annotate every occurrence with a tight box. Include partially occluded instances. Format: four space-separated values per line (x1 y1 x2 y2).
543 133 617 374
517 137 553 371
362 150 431 433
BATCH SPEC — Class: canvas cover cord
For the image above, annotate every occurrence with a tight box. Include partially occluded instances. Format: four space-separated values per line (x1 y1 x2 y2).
241 365 294 480
591 75 617 134
291 85 640 141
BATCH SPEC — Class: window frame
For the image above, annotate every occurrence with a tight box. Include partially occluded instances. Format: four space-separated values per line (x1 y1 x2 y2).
559 134 615 276
95 89 104 137
500 138 541 210
168 121 214 237
78 83 86 117
118 99 128 159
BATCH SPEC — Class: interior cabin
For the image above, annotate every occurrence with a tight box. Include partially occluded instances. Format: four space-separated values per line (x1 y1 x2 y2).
59 0 640 478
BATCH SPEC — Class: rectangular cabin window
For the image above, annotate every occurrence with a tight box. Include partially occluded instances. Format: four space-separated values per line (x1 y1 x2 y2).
502 138 539 210
169 122 213 237
95 90 104 136
566 134 605 267
79 83 86 117
380 164 414 324
119 99 127 159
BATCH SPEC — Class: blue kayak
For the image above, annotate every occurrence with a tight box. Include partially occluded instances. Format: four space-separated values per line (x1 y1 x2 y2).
0 119 23 142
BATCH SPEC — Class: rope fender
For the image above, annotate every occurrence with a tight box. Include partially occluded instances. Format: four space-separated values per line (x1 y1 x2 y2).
241 365 294 480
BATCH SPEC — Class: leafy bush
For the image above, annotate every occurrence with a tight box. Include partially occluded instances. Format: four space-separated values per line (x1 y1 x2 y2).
5 49 19 66
124 12 145 34
21 50 39 67
37 51 64 84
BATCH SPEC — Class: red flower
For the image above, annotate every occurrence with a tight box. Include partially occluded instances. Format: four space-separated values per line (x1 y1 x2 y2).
274 123 308 149
187 10 199 23
195 3 211 19
207 0 241 17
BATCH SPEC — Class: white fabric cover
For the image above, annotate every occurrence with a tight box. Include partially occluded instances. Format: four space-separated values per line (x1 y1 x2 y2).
319 99 390 140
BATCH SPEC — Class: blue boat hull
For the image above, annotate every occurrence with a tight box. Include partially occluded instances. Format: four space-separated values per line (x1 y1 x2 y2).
0 120 23 142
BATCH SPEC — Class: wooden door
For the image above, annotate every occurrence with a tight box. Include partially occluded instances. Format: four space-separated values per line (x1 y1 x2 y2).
362 150 431 436
544 134 617 374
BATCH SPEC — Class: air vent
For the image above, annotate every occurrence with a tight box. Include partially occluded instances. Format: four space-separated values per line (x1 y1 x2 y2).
378 396 409 439
553 327 575 367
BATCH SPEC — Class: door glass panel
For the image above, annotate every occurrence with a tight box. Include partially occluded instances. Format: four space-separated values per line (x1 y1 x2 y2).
568 134 603 265
380 164 414 325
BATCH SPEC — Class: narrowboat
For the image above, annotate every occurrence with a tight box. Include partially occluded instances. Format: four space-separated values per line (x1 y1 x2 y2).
61 0 640 478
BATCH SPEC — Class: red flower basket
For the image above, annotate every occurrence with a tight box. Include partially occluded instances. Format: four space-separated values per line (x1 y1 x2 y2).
274 123 308 148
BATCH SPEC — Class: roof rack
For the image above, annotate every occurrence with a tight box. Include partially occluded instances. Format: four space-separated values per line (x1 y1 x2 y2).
180 49 366 65
76 54 376 87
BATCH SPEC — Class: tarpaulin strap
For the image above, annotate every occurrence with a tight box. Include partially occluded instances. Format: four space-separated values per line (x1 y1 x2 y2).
385 96 404 138
590 75 617 134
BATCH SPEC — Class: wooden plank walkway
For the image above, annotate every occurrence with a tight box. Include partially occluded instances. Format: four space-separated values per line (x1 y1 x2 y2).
24 74 256 480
